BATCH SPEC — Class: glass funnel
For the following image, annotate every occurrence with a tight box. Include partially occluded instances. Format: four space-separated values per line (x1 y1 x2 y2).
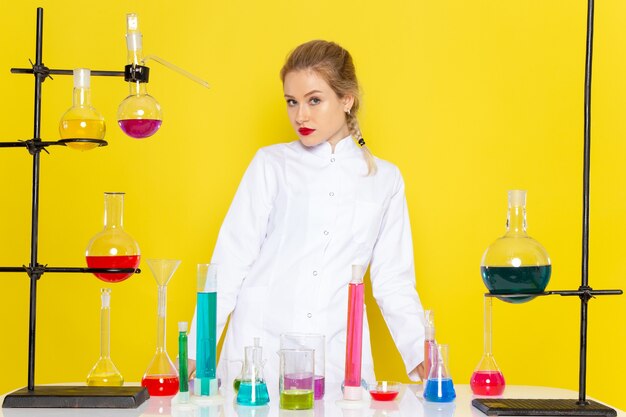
142 259 181 396
85 192 141 283
470 295 505 395
480 190 551 303
86 288 123 386
117 13 162 139
58 68 106 151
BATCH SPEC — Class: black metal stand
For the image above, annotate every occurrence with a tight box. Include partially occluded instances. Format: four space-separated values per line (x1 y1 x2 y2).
1 8 147 409
472 0 622 415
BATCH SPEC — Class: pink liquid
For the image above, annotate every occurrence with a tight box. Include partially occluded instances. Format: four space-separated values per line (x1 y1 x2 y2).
283 373 325 399
369 390 399 401
118 119 162 138
86 255 140 283
424 339 436 380
470 370 506 396
142 376 179 396
344 282 364 387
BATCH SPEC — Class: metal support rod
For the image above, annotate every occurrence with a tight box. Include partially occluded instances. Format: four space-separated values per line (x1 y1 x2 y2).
0 267 141 273
11 68 125 77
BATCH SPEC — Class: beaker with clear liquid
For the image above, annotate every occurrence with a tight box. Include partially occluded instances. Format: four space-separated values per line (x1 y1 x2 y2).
423 343 456 403
86 288 123 386
141 259 181 396
237 344 270 406
481 190 551 303
470 295 505 395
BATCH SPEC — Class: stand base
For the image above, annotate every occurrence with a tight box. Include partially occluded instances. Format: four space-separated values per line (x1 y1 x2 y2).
2 386 149 409
472 398 617 416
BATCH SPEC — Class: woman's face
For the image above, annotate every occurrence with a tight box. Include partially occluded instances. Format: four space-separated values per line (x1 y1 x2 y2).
283 69 354 149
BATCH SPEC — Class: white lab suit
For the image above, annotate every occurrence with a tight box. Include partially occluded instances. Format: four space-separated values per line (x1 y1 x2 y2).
188 135 425 391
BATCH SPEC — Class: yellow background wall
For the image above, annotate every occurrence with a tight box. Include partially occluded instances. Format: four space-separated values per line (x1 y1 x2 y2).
1 0 625 410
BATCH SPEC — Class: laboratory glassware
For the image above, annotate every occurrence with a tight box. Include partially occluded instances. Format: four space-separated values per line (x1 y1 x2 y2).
117 13 162 139
423 343 456 403
141 259 181 396
343 264 366 401
85 192 141 283
278 348 314 410
58 68 106 151
280 333 325 400
470 295 505 396
196 263 218 396
423 310 436 381
178 321 189 403
481 190 551 303
237 343 270 406
368 381 400 401
86 288 123 386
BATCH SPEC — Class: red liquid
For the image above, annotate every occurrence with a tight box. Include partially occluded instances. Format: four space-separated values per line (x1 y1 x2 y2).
369 390 399 401
86 255 140 283
470 371 506 396
141 375 180 396
118 119 162 139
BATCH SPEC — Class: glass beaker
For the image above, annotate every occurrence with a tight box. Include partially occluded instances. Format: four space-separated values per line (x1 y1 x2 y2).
470 295 505 396
423 344 456 403
237 344 270 406
481 190 551 303
195 264 218 396
279 349 314 410
142 259 181 396
58 68 106 151
85 192 141 283
86 288 123 386
117 13 162 139
280 333 325 400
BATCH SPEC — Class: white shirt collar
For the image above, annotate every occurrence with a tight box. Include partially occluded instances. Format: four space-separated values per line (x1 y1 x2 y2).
298 135 361 158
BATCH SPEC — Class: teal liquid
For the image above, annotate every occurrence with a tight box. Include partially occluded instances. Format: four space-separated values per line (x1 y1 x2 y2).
481 265 551 304
196 291 217 395
236 380 270 406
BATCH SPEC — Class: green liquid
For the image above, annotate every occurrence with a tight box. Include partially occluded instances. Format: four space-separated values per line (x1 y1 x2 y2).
481 265 551 303
280 389 314 410
233 378 241 392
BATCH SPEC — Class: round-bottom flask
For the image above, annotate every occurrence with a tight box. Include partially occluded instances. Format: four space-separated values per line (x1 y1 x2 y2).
481 190 551 303
141 259 181 396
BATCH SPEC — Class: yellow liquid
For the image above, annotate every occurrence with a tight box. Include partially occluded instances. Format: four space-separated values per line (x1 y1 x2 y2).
59 119 106 151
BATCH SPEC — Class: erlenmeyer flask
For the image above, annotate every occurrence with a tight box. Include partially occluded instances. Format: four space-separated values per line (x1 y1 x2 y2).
86 288 123 386
423 344 456 403
117 13 162 139
58 68 106 151
481 190 551 303
142 259 181 396
237 344 270 406
86 192 140 283
470 296 505 395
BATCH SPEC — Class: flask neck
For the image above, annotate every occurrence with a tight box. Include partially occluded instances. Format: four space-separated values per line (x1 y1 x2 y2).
505 205 527 236
103 193 125 229
128 81 148 96
73 87 92 107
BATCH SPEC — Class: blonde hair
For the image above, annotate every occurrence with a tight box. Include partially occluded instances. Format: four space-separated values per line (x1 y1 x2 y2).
280 40 377 175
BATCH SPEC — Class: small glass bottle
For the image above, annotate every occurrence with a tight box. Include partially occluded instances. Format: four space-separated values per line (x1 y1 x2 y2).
117 13 162 139
85 192 140 283
141 259 181 396
423 343 456 403
470 295 505 395
86 288 123 386
481 190 551 303
59 68 106 151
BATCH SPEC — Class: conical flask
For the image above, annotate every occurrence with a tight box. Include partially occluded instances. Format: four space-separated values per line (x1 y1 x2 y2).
237 343 270 406
423 344 456 403
141 259 181 396
86 288 124 386
117 13 162 139
59 68 106 151
85 192 141 283
480 190 551 303
470 295 505 395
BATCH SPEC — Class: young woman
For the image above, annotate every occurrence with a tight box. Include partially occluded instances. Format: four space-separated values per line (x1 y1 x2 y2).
188 40 425 390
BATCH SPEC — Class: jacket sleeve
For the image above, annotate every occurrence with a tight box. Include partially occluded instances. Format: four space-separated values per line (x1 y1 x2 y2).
369 167 425 380
188 149 276 359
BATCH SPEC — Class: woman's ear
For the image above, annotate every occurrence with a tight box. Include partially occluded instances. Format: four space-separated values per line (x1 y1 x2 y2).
343 95 355 112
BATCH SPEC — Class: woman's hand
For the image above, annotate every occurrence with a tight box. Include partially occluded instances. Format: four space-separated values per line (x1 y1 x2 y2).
412 362 426 380
188 359 196 379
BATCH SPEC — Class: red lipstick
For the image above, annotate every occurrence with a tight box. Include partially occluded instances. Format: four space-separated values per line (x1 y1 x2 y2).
298 127 315 136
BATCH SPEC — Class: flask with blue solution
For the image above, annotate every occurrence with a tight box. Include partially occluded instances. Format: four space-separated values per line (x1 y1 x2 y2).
236 339 270 406
423 343 456 403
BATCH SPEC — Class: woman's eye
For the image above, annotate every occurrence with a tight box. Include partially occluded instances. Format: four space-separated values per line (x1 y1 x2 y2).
286 99 297 106
310 97 321 105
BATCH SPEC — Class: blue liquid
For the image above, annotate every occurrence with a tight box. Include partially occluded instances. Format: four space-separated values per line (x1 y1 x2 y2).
236 380 270 406
481 265 551 304
424 378 456 402
197 291 217 395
